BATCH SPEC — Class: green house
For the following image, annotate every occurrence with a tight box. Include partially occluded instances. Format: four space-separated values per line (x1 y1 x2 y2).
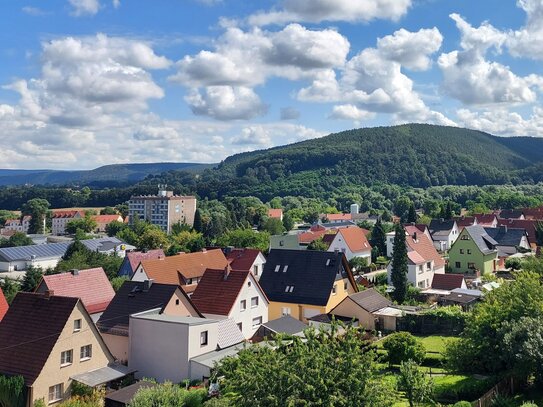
448 225 498 275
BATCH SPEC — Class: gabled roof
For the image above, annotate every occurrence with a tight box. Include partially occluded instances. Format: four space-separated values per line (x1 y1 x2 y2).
497 219 536 245
453 216 476 227
261 315 308 335
38 268 115 314
473 214 497 226
325 213 352 221
225 248 262 271
126 249 165 272
52 210 85 219
0 288 8 321
268 209 283 219
431 273 465 290
464 225 498 255
92 214 123 223
259 249 356 306
499 209 524 219
97 281 188 335
520 206 543 220
429 219 456 236
405 225 445 267
345 288 391 313
334 227 372 253
0 293 78 385
484 226 528 247
140 249 228 284
297 229 329 244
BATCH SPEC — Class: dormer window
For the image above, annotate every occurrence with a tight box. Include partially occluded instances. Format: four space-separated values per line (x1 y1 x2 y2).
274 265 281 272
326 259 331 266
285 285 294 292
283 265 288 273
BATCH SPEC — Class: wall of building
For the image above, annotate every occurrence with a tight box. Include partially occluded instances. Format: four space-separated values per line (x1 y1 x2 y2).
449 230 497 274
101 333 129 364
31 302 113 405
327 237 371 262
163 289 201 317
268 301 326 322
227 274 268 338
330 298 375 330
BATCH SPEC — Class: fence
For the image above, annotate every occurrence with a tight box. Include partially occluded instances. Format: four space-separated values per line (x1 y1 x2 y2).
471 377 516 407
395 314 465 335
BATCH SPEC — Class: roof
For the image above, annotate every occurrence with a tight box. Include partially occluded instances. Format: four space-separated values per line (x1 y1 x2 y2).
429 219 456 236
346 288 391 313
39 268 115 314
497 219 537 245
71 364 135 387
325 213 352 221
268 208 283 219
405 225 445 267
52 210 85 219
464 225 498 255
407 251 426 264
473 214 497 226
297 229 329 244
92 215 122 223
261 315 308 335
81 237 126 252
225 248 262 271
191 268 251 316
217 318 245 349
190 343 246 370
0 292 78 385
439 292 479 305
0 289 8 322
259 249 354 306
126 249 165 271
372 306 405 317
453 216 476 227
105 381 158 404
484 226 528 247
431 273 465 290
520 206 543 220
307 313 355 324
97 281 181 335
0 241 71 262
451 288 483 297
335 227 372 253
140 249 228 284
499 209 525 219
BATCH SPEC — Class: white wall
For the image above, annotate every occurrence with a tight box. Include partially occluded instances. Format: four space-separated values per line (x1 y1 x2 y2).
131 264 149 281
227 273 268 339
327 235 371 262
251 253 267 280
387 261 444 289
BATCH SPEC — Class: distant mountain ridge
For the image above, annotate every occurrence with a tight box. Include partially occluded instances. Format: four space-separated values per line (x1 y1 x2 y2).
0 162 214 187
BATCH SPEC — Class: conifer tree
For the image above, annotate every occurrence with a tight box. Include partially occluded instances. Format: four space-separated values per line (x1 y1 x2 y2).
390 223 408 304
407 203 417 223
371 217 387 257
193 209 203 233
444 201 453 220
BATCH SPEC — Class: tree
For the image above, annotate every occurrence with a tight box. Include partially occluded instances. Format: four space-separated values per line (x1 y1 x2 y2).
0 278 20 304
505 257 522 271
394 196 412 221
106 220 126 237
115 203 129 218
397 360 434 407
382 332 425 367
167 231 205 255
0 374 26 407
261 218 284 235
215 229 270 252
193 209 203 233
536 221 543 246
307 237 329 251
100 206 117 215
406 204 417 223
21 198 50 234
390 223 408 304
138 227 169 251
215 323 394 407
128 382 206 407
282 212 294 231
20 266 43 292
0 233 34 248
444 201 454 220
66 216 97 234
349 257 368 273
371 217 387 257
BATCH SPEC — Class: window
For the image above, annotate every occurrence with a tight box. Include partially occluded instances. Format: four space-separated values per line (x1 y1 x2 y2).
281 307 291 316
237 322 243 332
468 262 476 269
252 316 263 327
426 262 431 270
240 300 246 311
251 297 259 308
248 281 252 287
80 345 92 360
283 265 288 273
418 281 425 288
467 249 472 254
460 235 469 240
175 299 180 305
460 249 464 254
455 261 461 268
344 282 348 290
253 265 259 276
49 384 63 403
73 319 81 332
200 331 208 346
332 284 337 295
60 350 72 366
274 265 280 272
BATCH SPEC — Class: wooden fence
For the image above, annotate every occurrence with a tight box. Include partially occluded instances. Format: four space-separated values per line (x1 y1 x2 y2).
471 377 516 407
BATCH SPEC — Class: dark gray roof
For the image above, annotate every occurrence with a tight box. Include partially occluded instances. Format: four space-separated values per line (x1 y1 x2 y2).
308 314 356 324
262 315 308 335
465 225 498 255
347 288 391 313
81 237 124 252
499 209 524 219
483 226 527 247
439 293 479 305
429 219 456 236
105 381 157 405
0 242 71 262
260 249 350 306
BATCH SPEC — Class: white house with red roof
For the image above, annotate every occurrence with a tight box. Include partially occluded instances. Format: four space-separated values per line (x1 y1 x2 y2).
92 214 123 233
268 208 283 221
118 249 166 278
327 226 372 262
35 267 115 322
3 216 31 234
224 247 266 280
52 210 85 235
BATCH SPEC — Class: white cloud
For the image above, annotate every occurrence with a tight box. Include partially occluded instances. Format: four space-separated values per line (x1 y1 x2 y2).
231 123 326 150
185 86 268 120
22 6 48 16
232 126 273 146
506 0 543 59
248 0 411 26
329 104 375 121
457 107 543 136
280 107 300 120
68 0 100 16
112 0 120 8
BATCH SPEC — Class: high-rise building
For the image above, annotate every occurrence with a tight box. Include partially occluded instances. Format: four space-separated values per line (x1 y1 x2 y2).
128 186 197 233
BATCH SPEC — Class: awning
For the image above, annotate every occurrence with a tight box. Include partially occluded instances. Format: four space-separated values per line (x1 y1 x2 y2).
71 364 136 387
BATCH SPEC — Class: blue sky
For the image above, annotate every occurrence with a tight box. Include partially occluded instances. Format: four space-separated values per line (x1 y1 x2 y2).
0 0 542 169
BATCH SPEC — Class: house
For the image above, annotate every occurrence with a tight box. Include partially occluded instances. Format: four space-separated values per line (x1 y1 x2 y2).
252 315 308 341
97 280 202 362
498 209 525 220
0 288 8 321
327 226 372 262
118 249 165 278
191 267 269 339
3 216 31 234
497 219 538 249
0 241 71 272
82 237 135 257
52 210 85 235
36 267 115 322
92 215 123 233
105 382 157 407
128 310 244 382
431 273 467 290
323 213 352 223
386 224 432 258
484 226 531 258
452 216 477 231
132 249 228 295
519 206 543 220
473 214 498 227
448 225 499 275
329 288 392 331
0 292 120 406
438 291 479 310
224 247 266 279
259 249 358 322
269 234 304 251
428 219 459 251
386 225 446 289
268 208 283 221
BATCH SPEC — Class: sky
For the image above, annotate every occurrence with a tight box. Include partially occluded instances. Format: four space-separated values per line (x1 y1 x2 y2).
1 0 543 169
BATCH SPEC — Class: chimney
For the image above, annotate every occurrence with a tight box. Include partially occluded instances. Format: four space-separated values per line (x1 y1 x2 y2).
143 279 153 292
70 269 79 276
201 248 207 253
334 248 339 254
223 265 231 281
413 232 418 242
44 290 54 299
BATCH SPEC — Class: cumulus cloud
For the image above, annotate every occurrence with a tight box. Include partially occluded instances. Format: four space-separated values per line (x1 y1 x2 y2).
457 107 543 136
248 0 411 26
68 0 100 16
506 0 543 59
232 126 273 146
231 123 326 150
280 107 300 120
112 0 120 8
329 104 375 121
22 6 48 16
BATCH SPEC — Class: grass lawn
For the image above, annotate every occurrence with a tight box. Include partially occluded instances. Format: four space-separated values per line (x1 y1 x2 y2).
416 335 457 354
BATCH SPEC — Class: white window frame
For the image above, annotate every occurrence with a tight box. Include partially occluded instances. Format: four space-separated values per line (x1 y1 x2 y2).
281 307 291 316
60 350 72 367
73 319 81 332
252 316 263 327
200 330 208 346
251 296 259 308
80 345 92 361
49 383 63 403
240 299 247 311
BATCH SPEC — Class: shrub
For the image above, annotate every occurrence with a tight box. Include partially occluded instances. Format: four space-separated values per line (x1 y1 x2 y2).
520 403 538 407
491 395 515 407
452 402 472 407
382 332 425 366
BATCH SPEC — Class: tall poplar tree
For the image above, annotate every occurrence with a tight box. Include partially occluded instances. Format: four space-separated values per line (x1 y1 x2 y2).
407 203 417 223
391 223 408 304
193 209 203 233
371 217 387 257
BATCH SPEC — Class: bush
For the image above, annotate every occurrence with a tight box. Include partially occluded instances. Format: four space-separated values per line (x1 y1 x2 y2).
492 395 515 407
382 332 425 366
452 402 472 407
434 376 497 403
204 399 233 407
520 403 538 407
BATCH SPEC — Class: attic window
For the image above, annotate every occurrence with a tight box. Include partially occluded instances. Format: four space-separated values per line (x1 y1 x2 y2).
274 265 281 272
461 235 469 240
283 265 288 273
326 259 331 266
285 285 294 292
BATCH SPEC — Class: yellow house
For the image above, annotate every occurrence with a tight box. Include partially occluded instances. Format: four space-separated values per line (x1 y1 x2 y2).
0 291 124 406
260 249 358 322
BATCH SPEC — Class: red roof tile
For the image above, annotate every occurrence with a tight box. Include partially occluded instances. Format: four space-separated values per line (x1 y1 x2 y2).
268 209 283 219
453 216 476 227
431 273 465 290
92 214 123 223
325 213 352 221
38 268 115 314
473 214 497 226
336 227 372 253
0 288 8 322
226 248 262 271
298 229 329 244
405 225 445 268
52 210 85 219
126 249 166 272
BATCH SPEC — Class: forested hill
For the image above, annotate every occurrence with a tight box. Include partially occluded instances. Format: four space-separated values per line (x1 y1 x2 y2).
164 123 543 200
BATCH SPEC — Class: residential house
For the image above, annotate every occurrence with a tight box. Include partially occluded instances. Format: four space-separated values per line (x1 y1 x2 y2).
191 267 269 338
428 219 459 251
252 315 308 341
386 224 431 258
269 234 304 251
128 310 244 382
3 215 31 234
327 226 372 262
519 206 543 220
224 247 267 279
268 208 283 221
498 209 525 220
497 218 538 249
473 214 498 227
36 267 115 322
452 216 477 231
0 288 8 321
92 215 123 233
118 249 166 278
52 210 85 235
322 213 352 223
438 290 480 310
387 225 446 289
484 225 531 258
448 225 499 274
431 273 467 291
97 280 202 362
0 292 117 406
259 249 358 322
132 249 228 295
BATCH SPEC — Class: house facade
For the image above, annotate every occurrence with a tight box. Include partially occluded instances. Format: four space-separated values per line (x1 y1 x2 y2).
118 249 165 278
52 211 85 235
3 216 31 234
448 225 498 275
224 247 267 279
428 219 459 251
327 226 372 262
92 215 123 233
